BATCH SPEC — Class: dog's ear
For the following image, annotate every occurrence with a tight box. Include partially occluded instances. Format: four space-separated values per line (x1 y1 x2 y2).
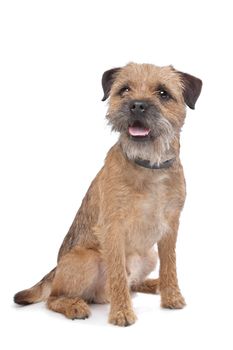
178 72 202 109
102 67 121 101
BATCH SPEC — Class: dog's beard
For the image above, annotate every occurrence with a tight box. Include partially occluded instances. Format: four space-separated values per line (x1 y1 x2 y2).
119 116 176 165
107 111 177 165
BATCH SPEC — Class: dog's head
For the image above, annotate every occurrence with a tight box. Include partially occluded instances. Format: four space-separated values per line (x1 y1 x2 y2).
102 63 202 164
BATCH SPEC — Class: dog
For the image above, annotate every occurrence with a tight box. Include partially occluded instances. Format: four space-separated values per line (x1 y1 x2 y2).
14 62 202 326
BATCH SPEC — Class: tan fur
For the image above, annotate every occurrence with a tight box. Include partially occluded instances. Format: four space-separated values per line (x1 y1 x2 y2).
108 64 185 165
14 63 202 326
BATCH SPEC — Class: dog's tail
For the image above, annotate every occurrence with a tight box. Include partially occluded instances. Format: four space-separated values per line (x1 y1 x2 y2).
14 268 56 305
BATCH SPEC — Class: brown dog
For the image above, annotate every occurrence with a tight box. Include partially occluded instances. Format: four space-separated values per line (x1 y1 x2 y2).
14 63 202 326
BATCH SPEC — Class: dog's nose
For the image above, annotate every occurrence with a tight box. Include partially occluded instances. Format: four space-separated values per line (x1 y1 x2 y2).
130 100 148 115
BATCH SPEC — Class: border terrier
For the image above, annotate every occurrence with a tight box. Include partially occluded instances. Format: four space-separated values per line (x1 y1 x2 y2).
14 63 202 326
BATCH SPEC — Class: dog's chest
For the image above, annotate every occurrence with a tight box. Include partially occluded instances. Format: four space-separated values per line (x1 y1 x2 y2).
124 179 170 254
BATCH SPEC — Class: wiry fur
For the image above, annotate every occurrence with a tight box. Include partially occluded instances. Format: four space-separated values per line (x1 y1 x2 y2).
14 62 202 326
118 117 176 166
107 101 177 165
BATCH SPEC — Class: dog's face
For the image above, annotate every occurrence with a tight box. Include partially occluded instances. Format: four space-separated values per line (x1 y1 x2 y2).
102 63 202 164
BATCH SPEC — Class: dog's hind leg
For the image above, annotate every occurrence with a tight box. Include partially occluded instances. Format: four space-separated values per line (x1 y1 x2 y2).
127 249 159 294
47 245 107 319
47 296 90 319
131 278 160 294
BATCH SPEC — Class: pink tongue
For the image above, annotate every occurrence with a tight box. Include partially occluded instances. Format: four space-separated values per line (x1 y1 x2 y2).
128 126 150 137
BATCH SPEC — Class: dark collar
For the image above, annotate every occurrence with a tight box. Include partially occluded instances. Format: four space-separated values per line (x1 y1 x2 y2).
134 157 176 170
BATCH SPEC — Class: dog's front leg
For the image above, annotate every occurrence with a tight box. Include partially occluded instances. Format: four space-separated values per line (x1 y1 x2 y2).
102 224 137 326
158 215 186 309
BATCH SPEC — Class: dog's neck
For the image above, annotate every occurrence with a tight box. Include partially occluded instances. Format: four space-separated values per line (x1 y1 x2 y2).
118 133 179 169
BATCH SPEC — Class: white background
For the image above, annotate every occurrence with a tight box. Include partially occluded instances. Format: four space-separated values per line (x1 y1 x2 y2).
1 0 233 349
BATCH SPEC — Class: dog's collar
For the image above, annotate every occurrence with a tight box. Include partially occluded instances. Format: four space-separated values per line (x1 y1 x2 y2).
134 157 176 170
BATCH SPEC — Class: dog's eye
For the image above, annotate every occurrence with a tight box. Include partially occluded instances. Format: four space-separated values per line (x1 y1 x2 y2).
118 86 131 96
158 89 171 100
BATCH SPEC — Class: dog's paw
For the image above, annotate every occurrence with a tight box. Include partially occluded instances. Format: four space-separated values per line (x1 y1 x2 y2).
65 300 91 320
161 288 186 309
109 308 137 327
